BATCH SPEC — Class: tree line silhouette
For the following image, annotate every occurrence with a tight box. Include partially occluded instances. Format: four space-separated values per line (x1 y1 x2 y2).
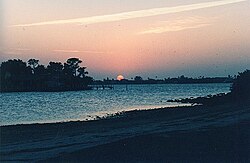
168 69 250 104
0 58 93 92
95 75 233 85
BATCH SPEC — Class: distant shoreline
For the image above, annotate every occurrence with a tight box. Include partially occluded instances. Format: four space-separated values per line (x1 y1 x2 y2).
1 58 234 93
93 77 233 85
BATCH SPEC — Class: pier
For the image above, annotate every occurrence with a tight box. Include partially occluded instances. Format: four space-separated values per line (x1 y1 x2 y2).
91 85 114 90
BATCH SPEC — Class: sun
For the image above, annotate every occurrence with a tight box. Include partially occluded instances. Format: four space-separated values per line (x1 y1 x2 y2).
117 75 124 81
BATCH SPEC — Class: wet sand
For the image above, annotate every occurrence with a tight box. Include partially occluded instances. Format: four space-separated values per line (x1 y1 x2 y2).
1 101 250 162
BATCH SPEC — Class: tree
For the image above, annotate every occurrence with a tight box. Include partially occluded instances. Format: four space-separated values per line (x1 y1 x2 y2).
1 59 29 77
230 69 250 99
28 59 39 74
47 62 63 75
65 58 82 76
0 59 31 91
63 63 71 76
134 76 143 83
77 67 88 78
35 65 46 75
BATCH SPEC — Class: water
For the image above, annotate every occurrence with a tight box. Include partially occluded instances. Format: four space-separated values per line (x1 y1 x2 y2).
0 83 231 126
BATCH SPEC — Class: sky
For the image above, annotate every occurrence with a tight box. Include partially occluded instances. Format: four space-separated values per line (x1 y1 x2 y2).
1 0 250 79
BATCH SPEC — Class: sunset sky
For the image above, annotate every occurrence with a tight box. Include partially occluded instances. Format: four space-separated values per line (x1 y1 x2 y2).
1 0 250 79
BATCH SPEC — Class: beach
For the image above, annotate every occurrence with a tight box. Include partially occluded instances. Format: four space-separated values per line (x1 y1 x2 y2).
1 101 250 162
2 0 250 162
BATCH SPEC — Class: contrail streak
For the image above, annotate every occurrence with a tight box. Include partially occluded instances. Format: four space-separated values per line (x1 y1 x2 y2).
10 0 247 27
138 16 217 34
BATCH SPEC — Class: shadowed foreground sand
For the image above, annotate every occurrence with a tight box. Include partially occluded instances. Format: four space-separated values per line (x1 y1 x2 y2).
1 101 250 162
44 122 250 162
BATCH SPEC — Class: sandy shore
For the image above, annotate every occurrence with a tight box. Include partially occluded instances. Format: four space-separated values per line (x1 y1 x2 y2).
1 101 250 162
44 122 250 163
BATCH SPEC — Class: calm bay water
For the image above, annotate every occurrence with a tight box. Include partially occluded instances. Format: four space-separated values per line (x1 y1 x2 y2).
0 83 231 126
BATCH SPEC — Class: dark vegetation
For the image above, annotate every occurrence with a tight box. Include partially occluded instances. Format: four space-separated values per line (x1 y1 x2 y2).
230 69 250 100
95 75 233 85
0 58 93 92
168 70 250 105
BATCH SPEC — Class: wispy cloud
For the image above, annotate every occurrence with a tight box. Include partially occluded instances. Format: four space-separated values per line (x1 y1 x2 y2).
53 49 110 54
3 51 23 55
0 48 31 55
138 16 215 34
14 48 31 51
10 0 246 27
